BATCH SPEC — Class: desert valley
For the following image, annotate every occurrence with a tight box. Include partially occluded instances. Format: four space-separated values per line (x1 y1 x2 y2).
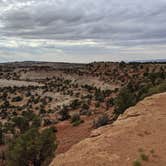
0 61 165 166
1 1 166 165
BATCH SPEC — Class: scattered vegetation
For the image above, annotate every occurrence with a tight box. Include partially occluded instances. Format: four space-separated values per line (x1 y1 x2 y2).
133 148 152 165
114 80 166 119
0 61 165 165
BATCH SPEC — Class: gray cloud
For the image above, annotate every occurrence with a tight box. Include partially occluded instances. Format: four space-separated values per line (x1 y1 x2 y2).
0 0 166 62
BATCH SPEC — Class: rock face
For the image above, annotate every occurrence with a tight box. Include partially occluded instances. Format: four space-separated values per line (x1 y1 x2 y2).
50 93 166 166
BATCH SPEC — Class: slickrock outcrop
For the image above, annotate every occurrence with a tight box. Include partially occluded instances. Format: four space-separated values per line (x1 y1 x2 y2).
50 93 166 166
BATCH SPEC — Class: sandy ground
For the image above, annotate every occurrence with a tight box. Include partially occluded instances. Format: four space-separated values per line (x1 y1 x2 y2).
20 70 119 90
50 92 166 166
0 79 43 87
55 116 92 154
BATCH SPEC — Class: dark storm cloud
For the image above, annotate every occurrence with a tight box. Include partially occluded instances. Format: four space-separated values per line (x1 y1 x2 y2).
0 0 166 62
0 0 166 44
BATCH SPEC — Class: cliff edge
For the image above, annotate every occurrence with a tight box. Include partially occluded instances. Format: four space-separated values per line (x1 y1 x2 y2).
50 92 166 166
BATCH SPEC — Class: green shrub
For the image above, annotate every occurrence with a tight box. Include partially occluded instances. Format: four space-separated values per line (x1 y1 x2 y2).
58 107 70 121
133 160 141 166
12 116 29 133
70 99 81 109
71 113 80 122
115 87 136 115
82 103 89 110
93 114 110 128
140 153 149 161
107 98 114 107
49 126 57 133
0 124 4 145
140 81 166 99
70 113 83 126
72 120 84 126
80 109 91 116
6 127 57 166
31 116 41 128
43 119 53 126
40 108 46 114
3 122 15 134
95 102 100 108
12 96 23 102
95 90 105 102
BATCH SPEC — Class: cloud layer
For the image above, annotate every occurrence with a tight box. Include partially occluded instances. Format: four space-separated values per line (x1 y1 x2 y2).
0 0 166 62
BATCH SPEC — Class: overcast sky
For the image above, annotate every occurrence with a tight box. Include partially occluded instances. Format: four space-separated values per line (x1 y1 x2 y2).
0 0 166 63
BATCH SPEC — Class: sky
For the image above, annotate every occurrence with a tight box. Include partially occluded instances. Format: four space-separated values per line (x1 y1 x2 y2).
0 0 166 63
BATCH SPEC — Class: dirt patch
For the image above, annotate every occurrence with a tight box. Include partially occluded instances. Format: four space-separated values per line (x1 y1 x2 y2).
56 116 93 154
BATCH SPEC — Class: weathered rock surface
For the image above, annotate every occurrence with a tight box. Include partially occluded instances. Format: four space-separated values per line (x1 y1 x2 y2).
50 92 166 166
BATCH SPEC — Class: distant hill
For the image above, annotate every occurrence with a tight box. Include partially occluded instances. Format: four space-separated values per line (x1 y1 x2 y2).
129 59 166 63
0 61 85 69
